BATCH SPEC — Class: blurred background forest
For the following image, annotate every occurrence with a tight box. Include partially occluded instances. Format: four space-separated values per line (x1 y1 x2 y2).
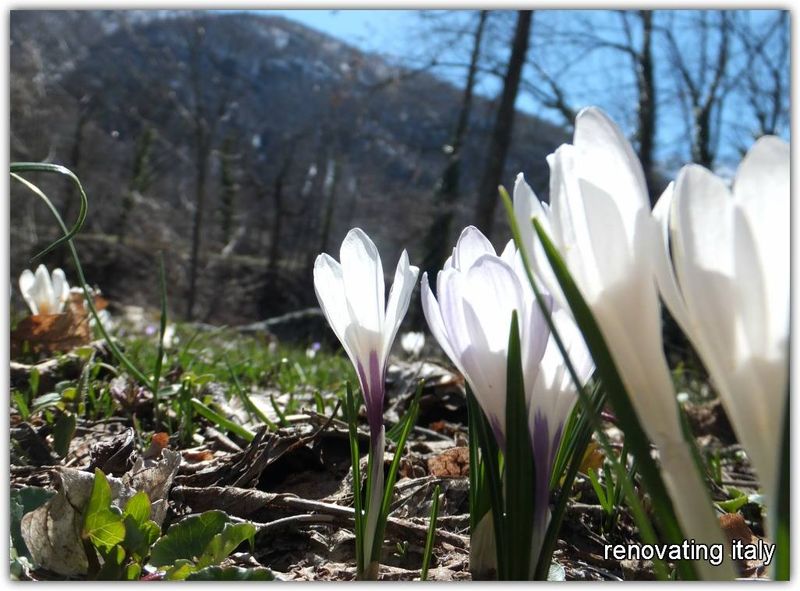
9 9 790 327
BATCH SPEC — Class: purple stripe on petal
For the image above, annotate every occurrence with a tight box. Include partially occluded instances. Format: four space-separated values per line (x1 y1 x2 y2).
357 351 386 437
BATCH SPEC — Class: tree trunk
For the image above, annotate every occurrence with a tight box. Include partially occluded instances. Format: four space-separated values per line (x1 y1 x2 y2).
422 10 487 279
185 125 209 321
635 10 657 200
474 10 532 239
269 151 294 272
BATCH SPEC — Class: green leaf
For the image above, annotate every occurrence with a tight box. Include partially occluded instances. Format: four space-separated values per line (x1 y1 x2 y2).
123 491 151 525
123 515 160 559
82 469 126 552
198 522 256 568
31 392 61 413
53 412 77 457
503 310 536 580
96 544 126 580
12 391 30 420
29 367 40 397
149 510 229 567
125 563 142 581
164 559 197 580
186 566 275 581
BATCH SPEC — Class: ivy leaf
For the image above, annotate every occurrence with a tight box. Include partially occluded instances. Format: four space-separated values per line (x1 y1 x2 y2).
123 492 151 526
82 469 125 552
198 522 255 568
149 510 228 567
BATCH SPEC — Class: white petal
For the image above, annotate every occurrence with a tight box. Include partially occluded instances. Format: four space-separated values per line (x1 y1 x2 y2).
499 239 516 265
382 250 420 360
734 136 789 362
547 145 595 302
19 269 38 315
51 268 69 313
32 264 57 315
313 253 356 362
438 268 474 363
340 228 385 335
513 173 536 264
461 300 509 442
652 183 692 336
462 255 525 354
573 107 649 223
453 226 495 270
672 165 738 381
421 272 462 372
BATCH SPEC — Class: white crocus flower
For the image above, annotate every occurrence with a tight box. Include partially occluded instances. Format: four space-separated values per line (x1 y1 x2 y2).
313 227 419 576
514 107 734 579
653 136 789 534
421 226 593 573
19 264 70 316
400 331 425 357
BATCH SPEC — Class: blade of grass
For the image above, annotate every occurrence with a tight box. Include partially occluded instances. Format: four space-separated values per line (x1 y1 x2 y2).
420 483 441 581
10 162 88 260
503 311 535 580
152 253 168 427
469 385 506 578
370 381 422 565
466 388 490 533
225 354 278 431
269 394 288 427
190 397 255 442
345 382 365 577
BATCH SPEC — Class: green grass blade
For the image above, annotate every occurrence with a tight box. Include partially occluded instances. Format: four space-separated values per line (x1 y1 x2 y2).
225 355 278 431
269 394 288 427
152 253 168 427
372 381 422 566
503 311 535 580
420 484 441 581
466 388 490 533
345 382 365 576
10 162 88 260
469 385 506 578
190 397 255 442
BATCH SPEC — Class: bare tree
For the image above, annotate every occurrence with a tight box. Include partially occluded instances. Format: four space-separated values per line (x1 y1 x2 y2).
524 11 658 196
731 11 789 146
421 10 488 278
662 11 732 169
474 9 532 238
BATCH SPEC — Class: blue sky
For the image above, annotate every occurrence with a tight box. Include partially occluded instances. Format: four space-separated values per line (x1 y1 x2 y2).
254 9 788 170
